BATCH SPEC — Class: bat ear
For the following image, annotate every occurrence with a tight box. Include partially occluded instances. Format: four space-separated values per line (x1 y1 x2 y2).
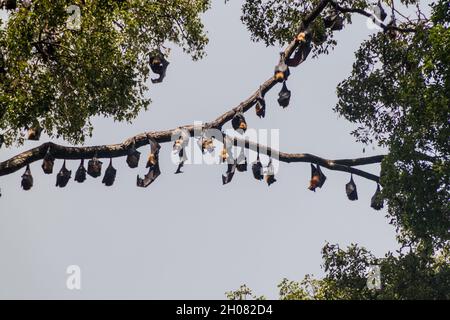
75 159 87 183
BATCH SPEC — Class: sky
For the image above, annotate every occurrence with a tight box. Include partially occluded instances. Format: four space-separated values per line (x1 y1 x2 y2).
0 1 403 299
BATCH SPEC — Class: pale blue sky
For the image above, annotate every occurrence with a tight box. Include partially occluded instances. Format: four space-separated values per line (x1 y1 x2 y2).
0 1 404 299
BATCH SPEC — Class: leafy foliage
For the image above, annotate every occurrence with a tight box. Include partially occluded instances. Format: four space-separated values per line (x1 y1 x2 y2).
228 242 450 300
0 0 209 145
335 1 450 247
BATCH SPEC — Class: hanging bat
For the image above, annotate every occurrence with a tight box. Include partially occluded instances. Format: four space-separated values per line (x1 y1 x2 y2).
222 160 237 185
296 32 307 42
236 149 247 172
197 133 215 154
287 37 312 67
220 135 233 163
345 174 358 201
265 159 276 186
274 52 290 82
373 1 387 22
146 137 161 168
74 159 87 183
87 156 103 178
308 164 326 191
251 154 263 181
41 147 55 174
175 147 188 174
232 111 247 132
220 146 229 163
149 51 169 84
21 164 33 191
255 86 266 118
371 184 384 210
126 142 141 169
27 126 42 141
102 159 117 187
137 163 161 188
0 51 5 74
278 81 291 108
55 160 72 188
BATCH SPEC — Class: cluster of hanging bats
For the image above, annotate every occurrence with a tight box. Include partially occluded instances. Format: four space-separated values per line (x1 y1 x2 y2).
1 9 384 210
9 44 384 210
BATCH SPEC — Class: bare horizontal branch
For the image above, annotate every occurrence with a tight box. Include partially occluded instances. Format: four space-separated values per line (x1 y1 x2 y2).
0 133 384 183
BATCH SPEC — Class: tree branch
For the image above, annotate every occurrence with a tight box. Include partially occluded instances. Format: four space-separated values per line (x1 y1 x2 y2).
0 134 384 183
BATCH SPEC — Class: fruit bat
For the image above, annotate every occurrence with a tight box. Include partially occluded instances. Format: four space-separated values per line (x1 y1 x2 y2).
222 160 237 185
251 154 263 181
345 174 358 201
126 142 141 169
55 160 71 188
236 149 247 172
87 156 103 178
220 146 229 163
265 159 276 186
278 81 291 108
232 111 247 133
149 51 169 84
175 147 187 174
146 137 161 168
102 159 117 187
172 128 190 153
21 164 33 191
4 0 17 10
27 126 42 141
324 14 344 31
296 32 307 43
74 159 87 183
371 184 384 210
287 38 312 67
137 163 161 188
255 86 266 118
308 164 326 191
138 137 161 187
197 133 215 154
41 147 55 174
220 135 233 163
274 52 290 82
0 50 5 74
